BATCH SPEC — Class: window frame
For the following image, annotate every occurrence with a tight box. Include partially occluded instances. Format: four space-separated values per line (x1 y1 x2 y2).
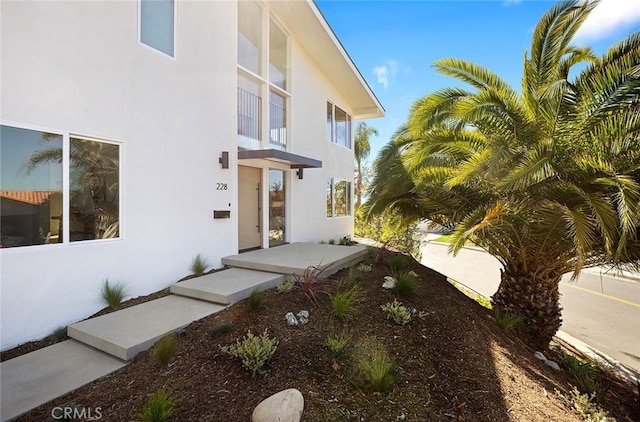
138 0 177 60
326 102 352 149
326 177 352 218
0 121 123 251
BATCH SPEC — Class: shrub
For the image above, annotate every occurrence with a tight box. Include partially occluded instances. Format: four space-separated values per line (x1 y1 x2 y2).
326 331 350 356
100 279 128 308
339 268 362 289
381 299 412 325
276 280 295 293
220 329 278 377
561 355 602 395
153 334 178 366
139 388 177 422
52 326 67 342
493 308 525 332
386 254 406 273
246 289 264 312
557 387 615 422
351 341 395 393
211 321 233 337
330 285 361 319
392 272 420 298
328 238 336 245
356 263 372 273
292 264 328 304
189 253 210 276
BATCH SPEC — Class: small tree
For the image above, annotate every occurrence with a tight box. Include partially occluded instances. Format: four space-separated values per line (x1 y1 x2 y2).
354 122 378 209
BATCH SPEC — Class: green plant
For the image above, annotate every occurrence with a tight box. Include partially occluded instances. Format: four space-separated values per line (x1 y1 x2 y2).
493 308 525 332
319 240 327 244
561 355 602 395
328 238 336 245
52 326 67 342
139 388 177 422
476 295 492 309
339 268 362 289
246 289 264 312
381 299 412 325
557 387 615 422
351 340 395 393
211 320 233 337
356 263 372 273
189 253 210 276
392 271 420 298
326 331 350 356
386 254 406 273
292 264 328 304
276 280 295 293
153 334 178 366
100 279 128 308
220 329 278 377
330 285 361 319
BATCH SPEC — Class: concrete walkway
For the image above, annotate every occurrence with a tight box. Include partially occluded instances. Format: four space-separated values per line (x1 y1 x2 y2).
0 243 366 421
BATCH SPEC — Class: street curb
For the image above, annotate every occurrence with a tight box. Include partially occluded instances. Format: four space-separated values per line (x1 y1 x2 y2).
555 331 639 386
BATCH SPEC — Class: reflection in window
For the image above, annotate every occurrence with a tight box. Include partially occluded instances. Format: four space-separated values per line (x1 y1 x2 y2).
238 0 262 74
269 91 286 147
0 126 63 248
140 0 175 57
335 106 348 148
269 170 285 246
269 19 287 90
326 178 333 217
70 138 120 241
326 178 351 217
326 102 333 142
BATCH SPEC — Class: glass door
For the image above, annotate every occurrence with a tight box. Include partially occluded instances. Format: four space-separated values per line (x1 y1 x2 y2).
268 169 285 246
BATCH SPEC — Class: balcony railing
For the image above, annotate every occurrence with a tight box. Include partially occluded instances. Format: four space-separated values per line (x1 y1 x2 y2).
238 87 261 140
269 101 286 147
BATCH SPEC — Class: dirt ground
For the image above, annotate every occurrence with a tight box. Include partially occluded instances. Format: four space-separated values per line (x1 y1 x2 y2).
6 249 639 421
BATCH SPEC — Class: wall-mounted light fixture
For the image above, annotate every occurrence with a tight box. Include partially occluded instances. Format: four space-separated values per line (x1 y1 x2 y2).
296 168 304 180
219 151 229 169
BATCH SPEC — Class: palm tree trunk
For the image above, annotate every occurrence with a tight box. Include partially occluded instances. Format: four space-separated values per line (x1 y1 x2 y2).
491 269 562 346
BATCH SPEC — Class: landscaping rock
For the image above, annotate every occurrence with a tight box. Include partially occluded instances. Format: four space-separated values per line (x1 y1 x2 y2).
297 310 309 325
545 360 561 370
285 312 299 326
251 388 304 422
534 351 547 361
382 276 397 289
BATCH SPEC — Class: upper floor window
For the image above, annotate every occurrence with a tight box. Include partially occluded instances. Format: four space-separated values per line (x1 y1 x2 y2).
269 19 288 90
238 0 263 74
327 102 352 148
1 124 121 248
140 0 175 58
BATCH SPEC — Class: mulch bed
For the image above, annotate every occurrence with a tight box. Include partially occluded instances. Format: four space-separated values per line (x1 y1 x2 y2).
7 249 640 421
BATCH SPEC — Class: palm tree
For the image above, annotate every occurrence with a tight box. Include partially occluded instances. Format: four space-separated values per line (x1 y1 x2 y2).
365 0 640 345
354 122 378 209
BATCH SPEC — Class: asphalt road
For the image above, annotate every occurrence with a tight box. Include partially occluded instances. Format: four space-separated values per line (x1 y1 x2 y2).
419 239 640 374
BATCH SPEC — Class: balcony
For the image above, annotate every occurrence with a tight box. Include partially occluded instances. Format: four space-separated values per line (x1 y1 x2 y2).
269 100 286 148
238 87 261 141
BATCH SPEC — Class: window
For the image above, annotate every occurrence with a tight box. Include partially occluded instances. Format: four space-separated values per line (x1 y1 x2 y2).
326 102 351 148
238 0 262 74
140 0 175 57
269 19 287 90
0 124 121 248
326 178 351 217
269 91 286 147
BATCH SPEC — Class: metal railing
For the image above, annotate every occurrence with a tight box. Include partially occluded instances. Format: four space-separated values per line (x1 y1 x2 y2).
269 101 286 147
237 88 261 140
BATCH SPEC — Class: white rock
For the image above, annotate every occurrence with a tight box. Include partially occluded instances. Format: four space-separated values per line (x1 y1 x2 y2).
252 388 304 422
545 360 561 370
534 351 547 361
382 276 397 289
285 312 298 326
297 310 309 325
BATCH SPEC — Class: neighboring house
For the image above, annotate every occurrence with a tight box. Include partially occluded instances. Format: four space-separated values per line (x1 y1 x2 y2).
0 0 383 349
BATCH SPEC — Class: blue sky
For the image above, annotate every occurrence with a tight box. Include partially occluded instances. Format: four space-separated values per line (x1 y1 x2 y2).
316 0 640 163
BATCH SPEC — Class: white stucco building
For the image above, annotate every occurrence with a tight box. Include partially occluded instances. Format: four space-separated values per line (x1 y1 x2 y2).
0 0 383 349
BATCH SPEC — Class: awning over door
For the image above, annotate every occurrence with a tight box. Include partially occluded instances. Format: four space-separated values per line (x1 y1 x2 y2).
238 149 322 178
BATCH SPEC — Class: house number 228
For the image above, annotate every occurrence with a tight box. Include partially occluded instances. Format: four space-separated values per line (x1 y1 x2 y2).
216 183 228 190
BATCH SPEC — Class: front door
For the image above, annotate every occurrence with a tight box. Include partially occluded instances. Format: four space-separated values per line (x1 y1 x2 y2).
238 166 261 250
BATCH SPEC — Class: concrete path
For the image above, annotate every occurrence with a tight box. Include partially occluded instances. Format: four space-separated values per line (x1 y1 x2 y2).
0 340 125 422
420 240 640 375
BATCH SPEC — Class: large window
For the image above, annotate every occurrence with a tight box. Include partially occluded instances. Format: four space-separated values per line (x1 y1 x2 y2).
238 0 262 74
0 124 120 248
326 102 351 148
269 19 288 90
140 0 175 57
326 178 351 217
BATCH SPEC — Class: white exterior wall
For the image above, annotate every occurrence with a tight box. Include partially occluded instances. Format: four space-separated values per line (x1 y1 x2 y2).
1 0 238 349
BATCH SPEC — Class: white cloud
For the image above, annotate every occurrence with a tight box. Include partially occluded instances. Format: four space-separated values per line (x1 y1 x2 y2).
575 0 640 42
372 60 401 90
503 0 522 6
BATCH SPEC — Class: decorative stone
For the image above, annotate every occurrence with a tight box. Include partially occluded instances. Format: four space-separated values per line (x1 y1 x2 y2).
545 360 561 370
534 351 547 361
382 276 397 289
408 270 419 278
251 388 304 422
297 310 309 325
285 312 298 326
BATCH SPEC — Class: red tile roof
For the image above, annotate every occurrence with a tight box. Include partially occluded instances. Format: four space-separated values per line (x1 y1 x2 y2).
0 190 57 206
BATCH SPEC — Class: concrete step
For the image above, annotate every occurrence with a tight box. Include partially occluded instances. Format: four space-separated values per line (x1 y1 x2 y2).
221 242 369 277
0 340 125 422
67 296 223 361
170 268 285 304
